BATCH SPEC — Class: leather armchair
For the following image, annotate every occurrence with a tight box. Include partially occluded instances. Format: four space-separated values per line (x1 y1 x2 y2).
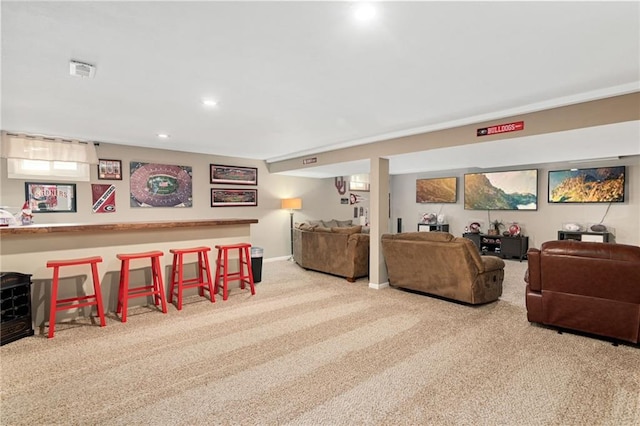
526 240 640 344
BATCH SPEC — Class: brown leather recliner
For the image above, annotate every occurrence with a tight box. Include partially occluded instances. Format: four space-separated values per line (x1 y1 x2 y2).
525 240 640 344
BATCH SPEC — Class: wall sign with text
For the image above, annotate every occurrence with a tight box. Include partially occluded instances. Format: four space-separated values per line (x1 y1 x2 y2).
477 121 524 137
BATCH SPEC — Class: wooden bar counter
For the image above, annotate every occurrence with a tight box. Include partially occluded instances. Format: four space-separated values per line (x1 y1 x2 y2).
0 219 258 329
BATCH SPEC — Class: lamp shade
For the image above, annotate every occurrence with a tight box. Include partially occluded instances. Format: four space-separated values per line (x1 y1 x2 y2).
281 198 302 210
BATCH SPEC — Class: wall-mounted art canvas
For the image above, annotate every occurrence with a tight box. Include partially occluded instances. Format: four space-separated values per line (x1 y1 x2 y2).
130 162 193 207
464 169 538 210
548 166 625 203
416 177 457 203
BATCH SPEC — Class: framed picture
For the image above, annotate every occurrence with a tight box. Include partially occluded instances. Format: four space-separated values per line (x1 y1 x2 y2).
548 166 625 203
130 162 193 208
25 182 77 213
416 177 457 203
464 169 538 210
210 164 258 185
211 188 258 207
97 159 123 180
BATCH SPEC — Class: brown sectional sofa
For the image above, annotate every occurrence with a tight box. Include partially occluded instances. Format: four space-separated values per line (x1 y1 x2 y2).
293 220 369 282
381 232 504 304
526 240 640 344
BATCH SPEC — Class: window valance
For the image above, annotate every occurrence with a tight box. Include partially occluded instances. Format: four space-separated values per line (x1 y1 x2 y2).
1 133 98 164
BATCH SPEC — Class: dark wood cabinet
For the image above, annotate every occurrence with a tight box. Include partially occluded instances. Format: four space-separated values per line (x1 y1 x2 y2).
1 272 34 345
463 233 529 261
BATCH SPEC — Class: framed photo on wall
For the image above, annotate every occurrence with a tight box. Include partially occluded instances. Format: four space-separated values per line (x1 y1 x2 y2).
210 164 258 185
97 159 123 180
25 182 77 213
211 188 258 207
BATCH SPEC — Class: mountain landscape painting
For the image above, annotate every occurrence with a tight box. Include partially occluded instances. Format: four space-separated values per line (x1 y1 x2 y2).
548 166 625 203
416 177 457 203
464 169 538 210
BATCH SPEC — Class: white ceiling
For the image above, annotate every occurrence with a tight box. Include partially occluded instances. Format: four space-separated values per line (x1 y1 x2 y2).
2 1 639 178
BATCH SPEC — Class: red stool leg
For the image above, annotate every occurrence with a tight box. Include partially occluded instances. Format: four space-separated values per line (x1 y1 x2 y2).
176 253 184 310
213 249 222 296
90 261 106 327
117 260 125 316
244 246 256 295
202 250 215 303
238 248 246 290
168 253 178 305
222 247 230 301
48 266 60 339
152 255 168 313
118 258 130 322
197 252 205 297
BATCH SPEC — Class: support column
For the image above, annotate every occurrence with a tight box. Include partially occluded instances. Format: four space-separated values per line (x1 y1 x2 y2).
369 157 389 289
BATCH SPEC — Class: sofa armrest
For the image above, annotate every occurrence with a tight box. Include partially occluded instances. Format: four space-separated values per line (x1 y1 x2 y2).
481 255 505 272
526 248 541 292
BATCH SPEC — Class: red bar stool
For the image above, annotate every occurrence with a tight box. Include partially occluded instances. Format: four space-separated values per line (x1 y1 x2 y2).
214 243 256 301
116 250 167 323
46 256 106 338
168 246 215 310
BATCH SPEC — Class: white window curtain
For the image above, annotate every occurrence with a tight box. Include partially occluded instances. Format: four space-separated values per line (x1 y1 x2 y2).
1 133 98 181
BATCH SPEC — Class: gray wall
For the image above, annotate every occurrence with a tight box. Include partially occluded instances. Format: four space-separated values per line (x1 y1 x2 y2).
390 156 640 248
2 140 638 265
0 142 339 260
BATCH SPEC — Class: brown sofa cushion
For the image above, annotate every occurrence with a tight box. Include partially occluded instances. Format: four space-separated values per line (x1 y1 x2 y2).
332 225 362 235
314 226 332 233
336 219 354 227
298 223 317 231
322 219 339 228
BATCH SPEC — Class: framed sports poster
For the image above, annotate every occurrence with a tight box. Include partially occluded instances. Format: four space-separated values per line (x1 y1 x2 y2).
25 182 77 213
210 164 258 185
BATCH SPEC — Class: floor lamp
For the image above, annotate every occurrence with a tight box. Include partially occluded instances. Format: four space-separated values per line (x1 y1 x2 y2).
281 198 302 260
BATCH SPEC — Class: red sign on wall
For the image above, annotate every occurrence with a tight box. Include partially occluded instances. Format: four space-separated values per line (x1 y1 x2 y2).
477 121 524 137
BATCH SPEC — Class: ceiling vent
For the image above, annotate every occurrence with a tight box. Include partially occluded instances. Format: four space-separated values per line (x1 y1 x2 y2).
69 60 96 78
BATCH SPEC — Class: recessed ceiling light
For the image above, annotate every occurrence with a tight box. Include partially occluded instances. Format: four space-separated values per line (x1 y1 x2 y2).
202 98 218 107
157 133 170 139
353 3 377 22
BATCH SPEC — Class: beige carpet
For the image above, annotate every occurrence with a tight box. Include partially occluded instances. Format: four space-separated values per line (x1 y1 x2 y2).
1 259 639 425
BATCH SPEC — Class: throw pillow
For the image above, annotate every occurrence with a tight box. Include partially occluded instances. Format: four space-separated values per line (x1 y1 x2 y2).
331 225 363 235
315 226 332 233
299 223 317 231
308 220 323 227
335 219 353 227
322 219 339 228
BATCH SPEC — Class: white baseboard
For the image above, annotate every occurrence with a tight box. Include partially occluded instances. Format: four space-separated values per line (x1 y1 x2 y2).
264 256 291 263
369 282 390 290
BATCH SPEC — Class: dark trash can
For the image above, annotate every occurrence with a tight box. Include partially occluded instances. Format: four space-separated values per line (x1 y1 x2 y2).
251 247 263 283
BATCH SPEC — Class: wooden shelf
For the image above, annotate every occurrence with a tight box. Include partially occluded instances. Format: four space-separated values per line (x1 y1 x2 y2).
0 218 258 235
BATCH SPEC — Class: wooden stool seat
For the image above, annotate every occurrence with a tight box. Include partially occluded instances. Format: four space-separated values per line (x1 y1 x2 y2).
214 243 256 301
46 256 106 338
168 246 215 310
116 250 167 323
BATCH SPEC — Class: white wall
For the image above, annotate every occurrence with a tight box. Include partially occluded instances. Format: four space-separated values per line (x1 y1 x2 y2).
0 142 345 260
3 139 637 266
390 156 640 248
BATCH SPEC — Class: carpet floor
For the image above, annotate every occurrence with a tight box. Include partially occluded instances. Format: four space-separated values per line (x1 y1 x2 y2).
1 259 638 425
